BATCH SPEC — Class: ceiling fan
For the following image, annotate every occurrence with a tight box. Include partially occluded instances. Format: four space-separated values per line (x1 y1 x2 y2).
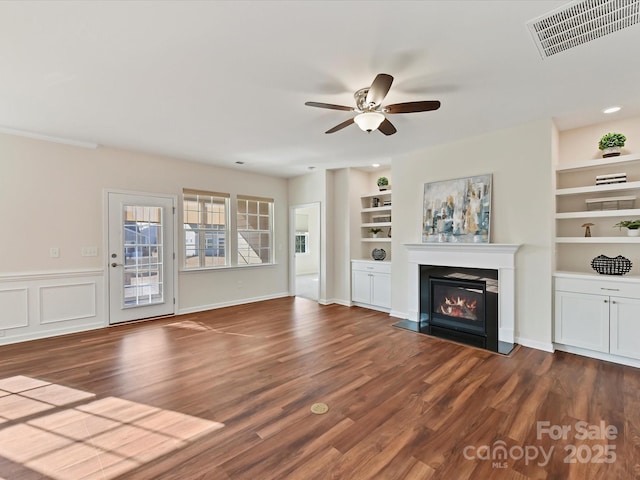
305 73 441 136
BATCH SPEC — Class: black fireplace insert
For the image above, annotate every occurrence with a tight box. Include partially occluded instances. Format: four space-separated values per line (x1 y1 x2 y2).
420 265 498 352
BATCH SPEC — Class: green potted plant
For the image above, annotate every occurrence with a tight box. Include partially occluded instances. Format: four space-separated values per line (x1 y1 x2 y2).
613 219 640 237
377 176 389 191
598 132 626 158
370 227 382 238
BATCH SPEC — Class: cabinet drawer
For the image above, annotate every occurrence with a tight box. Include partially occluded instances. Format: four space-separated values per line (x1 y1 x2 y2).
351 260 391 274
555 276 640 298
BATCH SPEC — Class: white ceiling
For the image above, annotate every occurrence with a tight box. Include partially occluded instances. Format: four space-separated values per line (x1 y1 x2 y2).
2 1 640 177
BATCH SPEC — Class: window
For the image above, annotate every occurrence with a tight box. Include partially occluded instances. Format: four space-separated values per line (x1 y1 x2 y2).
237 195 273 265
183 189 230 269
295 232 308 254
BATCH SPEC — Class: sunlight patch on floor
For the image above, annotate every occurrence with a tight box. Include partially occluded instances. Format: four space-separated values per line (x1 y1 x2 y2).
0 376 225 480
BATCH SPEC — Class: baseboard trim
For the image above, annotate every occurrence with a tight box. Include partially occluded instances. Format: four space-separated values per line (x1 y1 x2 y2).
515 336 555 353
177 292 290 315
390 310 409 319
0 322 105 346
322 299 351 307
554 343 640 368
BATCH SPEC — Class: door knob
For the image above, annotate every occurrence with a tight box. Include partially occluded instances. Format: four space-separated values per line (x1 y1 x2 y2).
111 262 124 268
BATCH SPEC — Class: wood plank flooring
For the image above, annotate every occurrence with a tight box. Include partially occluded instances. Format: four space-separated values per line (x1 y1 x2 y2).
0 297 638 479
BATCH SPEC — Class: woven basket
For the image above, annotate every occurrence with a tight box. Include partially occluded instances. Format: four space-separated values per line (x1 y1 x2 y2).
590 255 632 275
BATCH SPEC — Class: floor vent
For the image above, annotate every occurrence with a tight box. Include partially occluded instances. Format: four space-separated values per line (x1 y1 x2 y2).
527 0 640 58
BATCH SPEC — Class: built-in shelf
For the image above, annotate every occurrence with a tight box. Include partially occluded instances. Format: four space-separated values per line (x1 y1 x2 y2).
556 208 640 219
361 190 392 198
361 222 392 227
361 206 392 213
555 153 640 172
556 180 640 196
555 236 640 243
361 238 392 242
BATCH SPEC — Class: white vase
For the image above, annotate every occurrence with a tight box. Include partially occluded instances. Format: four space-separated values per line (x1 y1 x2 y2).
627 229 640 237
372 233 379 238
602 146 621 158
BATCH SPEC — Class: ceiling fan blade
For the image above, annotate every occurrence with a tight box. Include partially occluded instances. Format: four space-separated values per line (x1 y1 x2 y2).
378 118 397 136
385 100 441 114
325 118 355 134
365 73 394 106
305 101 354 111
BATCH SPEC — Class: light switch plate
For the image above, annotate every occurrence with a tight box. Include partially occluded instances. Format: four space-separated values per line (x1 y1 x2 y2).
82 246 98 257
50 247 59 258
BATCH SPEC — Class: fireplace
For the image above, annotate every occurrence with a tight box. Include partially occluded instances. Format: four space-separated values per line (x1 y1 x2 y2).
420 265 498 351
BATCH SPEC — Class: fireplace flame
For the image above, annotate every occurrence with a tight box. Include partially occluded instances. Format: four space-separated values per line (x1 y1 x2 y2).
439 296 478 320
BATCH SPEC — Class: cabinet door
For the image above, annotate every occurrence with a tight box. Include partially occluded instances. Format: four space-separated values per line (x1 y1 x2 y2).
555 291 609 353
370 273 391 308
610 296 640 360
352 270 372 304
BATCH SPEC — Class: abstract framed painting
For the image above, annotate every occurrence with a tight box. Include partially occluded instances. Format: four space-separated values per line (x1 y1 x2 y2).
422 174 492 243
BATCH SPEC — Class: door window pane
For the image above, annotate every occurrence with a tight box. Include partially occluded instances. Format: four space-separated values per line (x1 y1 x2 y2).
122 205 164 307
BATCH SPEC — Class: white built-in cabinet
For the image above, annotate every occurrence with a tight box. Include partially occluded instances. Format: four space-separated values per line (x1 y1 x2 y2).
553 151 640 367
351 260 391 312
554 274 640 364
351 188 392 312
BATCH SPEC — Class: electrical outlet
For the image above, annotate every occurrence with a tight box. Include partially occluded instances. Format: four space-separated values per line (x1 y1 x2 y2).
50 247 60 258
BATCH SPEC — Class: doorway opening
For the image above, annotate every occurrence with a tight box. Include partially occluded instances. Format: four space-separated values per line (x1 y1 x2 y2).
292 203 320 301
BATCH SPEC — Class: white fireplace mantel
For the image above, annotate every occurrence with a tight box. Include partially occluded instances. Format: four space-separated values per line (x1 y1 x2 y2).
404 243 521 344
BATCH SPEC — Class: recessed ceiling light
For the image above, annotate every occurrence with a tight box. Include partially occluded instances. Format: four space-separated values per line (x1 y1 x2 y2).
372 163 380 168
603 106 621 114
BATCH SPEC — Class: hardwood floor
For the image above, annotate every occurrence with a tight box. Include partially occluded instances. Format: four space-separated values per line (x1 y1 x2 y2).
0 297 638 479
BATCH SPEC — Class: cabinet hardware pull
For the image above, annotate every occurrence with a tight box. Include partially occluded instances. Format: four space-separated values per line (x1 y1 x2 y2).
604 300 608 303
612 301 616 304
600 288 620 291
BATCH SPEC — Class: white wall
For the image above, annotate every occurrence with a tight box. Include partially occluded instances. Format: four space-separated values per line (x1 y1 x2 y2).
559 115 640 163
331 169 351 305
0 133 289 343
391 119 554 348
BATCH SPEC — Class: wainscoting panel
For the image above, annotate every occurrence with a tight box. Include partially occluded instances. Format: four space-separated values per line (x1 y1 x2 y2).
0 288 29 330
0 269 106 345
39 282 97 324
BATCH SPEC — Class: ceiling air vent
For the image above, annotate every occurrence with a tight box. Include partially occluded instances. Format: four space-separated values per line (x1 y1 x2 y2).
526 0 640 58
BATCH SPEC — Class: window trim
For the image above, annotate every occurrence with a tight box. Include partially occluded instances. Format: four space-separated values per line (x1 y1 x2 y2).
236 195 274 266
295 232 309 255
182 190 230 270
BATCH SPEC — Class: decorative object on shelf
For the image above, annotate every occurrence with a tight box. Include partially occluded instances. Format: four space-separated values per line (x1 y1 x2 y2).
613 219 640 236
372 214 391 223
371 197 380 208
586 195 636 211
377 176 389 191
387 227 391 238
371 248 386 261
591 255 633 275
370 228 382 238
422 174 492 243
581 223 594 237
598 132 626 158
595 172 627 185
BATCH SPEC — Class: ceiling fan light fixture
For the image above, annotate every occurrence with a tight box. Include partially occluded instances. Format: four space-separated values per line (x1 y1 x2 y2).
354 112 385 132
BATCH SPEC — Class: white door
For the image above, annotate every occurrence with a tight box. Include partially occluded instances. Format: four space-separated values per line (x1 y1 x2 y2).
554 290 609 352
610 296 640 360
108 192 176 324
352 270 372 304
371 273 391 308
